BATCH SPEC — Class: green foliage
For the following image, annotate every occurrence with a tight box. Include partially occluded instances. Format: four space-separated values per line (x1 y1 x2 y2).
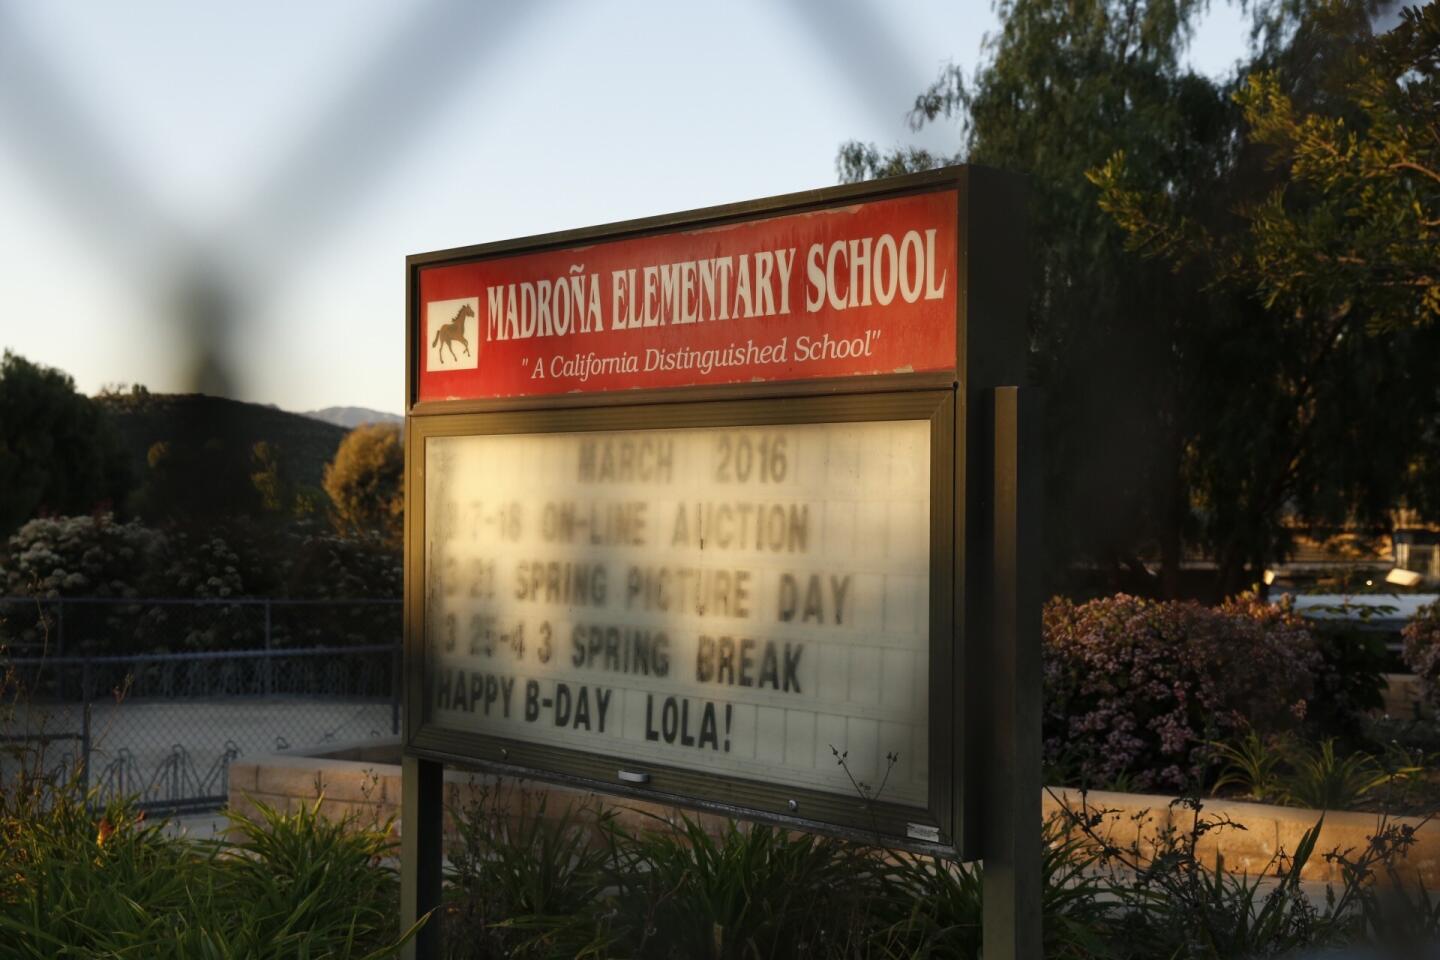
605 813 882 959
5 758 1439 959
873 819 1117 960
1042 592 1320 791
1054 791 1440 957
0 351 131 538
445 787 888 959
0 513 164 599
250 440 291 514
1094 1 1440 331
131 433 267 525
1403 596 1440 714
0 791 216 957
0 513 401 653
219 796 415 958
841 2 1440 595
281 530 402 601
323 423 404 543
1208 727 1289 803
840 0 1260 594
445 783 617 959
442 778 1440 958
0 778 419 958
1085 2 1440 577
1280 737 1408 810
1107 804 1338 957
98 389 350 528
1207 729 1426 810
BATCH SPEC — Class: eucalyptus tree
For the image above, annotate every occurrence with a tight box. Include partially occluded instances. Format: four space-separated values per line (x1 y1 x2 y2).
840 0 1440 596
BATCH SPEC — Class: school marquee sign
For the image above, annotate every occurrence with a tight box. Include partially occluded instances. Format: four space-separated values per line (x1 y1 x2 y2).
416 189 958 399
401 168 1035 874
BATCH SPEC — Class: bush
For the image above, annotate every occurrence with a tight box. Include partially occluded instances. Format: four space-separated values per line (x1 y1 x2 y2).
282 530 402 601
324 424 404 543
0 777 418 958
445 782 615 959
1208 728 1429 811
1403 598 1440 715
0 513 164 599
4 757 1436 959
0 512 249 603
606 813 883 958
0 513 402 653
1043 593 1320 791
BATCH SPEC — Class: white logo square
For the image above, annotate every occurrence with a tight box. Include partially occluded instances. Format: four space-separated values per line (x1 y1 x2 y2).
426 298 479 371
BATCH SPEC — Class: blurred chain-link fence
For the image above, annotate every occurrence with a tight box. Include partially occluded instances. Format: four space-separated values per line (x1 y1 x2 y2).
2 596 401 813
0 595 401 657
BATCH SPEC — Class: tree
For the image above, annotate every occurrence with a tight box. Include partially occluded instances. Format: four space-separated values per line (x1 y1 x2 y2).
131 435 265 525
322 423 404 542
0 351 131 537
840 0 1243 596
1091 2 1437 330
250 441 290 514
839 0 1440 596
1087 1 1440 585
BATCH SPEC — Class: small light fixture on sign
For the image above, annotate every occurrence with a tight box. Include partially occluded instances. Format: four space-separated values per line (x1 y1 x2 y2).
617 770 651 785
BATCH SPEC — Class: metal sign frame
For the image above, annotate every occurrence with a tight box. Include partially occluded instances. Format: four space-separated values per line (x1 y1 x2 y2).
399 166 1036 959
405 391 954 842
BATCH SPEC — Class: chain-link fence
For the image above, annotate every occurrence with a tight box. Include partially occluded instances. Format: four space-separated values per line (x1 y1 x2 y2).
0 595 401 658
2 597 401 813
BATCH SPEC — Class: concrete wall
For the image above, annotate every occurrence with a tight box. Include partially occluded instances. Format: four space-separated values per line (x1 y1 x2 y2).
226 741 732 843
1043 787 1440 886
228 743 1440 887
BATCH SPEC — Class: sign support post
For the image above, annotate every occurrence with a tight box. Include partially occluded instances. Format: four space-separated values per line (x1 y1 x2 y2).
400 755 443 960
983 386 1042 960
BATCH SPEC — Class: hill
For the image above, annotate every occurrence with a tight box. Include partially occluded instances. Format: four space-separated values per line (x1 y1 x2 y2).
97 391 349 493
304 406 403 429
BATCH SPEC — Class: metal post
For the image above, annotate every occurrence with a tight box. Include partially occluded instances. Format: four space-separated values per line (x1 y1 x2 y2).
983 387 1042 960
400 754 444 960
263 600 273 697
391 643 402 736
81 656 92 800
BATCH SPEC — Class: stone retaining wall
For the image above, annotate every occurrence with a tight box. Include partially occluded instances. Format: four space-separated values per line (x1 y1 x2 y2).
226 742 730 842
1043 787 1440 886
229 742 1440 886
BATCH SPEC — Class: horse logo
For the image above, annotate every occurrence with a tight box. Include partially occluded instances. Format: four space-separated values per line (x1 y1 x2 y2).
425 298 480 371
432 302 474 362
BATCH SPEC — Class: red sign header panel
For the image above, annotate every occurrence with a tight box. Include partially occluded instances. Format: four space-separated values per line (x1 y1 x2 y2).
416 189 958 402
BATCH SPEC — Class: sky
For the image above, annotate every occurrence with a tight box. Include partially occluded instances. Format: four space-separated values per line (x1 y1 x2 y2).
0 0 1251 416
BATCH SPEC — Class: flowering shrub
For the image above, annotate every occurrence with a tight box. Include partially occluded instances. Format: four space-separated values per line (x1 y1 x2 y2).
156 531 246 599
1043 593 1320 791
0 514 401 652
282 530 402 600
1401 599 1440 715
0 514 163 598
